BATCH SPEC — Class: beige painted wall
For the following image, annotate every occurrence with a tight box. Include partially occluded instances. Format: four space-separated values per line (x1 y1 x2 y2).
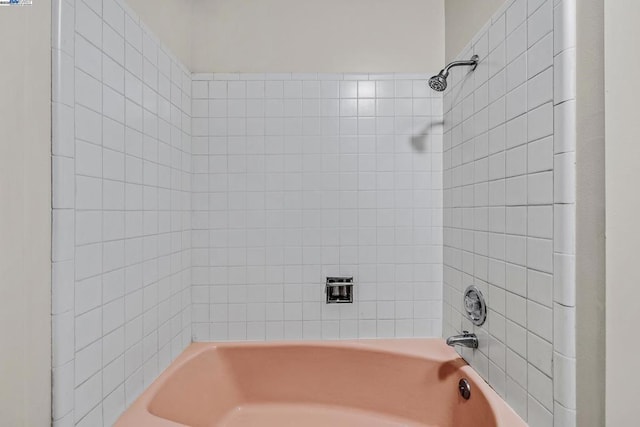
190 0 444 73
605 0 640 425
126 0 445 72
576 0 606 426
444 0 505 62
0 2 51 426
125 0 193 68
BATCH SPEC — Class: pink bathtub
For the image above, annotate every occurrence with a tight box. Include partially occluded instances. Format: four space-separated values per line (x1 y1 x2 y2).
115 339 526 427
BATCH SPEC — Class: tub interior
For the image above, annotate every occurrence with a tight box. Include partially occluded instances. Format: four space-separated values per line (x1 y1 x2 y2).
147 344 498 427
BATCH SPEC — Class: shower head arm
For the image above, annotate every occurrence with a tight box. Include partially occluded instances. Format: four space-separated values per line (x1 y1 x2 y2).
428 55 480 92
440 55 480 77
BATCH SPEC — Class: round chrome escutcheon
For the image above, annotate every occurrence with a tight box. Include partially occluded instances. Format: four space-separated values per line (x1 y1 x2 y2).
463 285 487 326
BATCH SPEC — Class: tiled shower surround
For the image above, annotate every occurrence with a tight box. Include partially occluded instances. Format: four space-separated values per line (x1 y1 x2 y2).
189 73 444 341
52 0 192 425
51 0 578 426
442 0 576 425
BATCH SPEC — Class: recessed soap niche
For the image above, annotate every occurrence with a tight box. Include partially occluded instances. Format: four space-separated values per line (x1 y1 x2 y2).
326 277 354 304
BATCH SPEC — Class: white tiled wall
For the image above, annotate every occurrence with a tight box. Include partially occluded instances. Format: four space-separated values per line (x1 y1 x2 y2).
442 0 576 425
52 0 578 425
51 0 192 425
190 73 444 341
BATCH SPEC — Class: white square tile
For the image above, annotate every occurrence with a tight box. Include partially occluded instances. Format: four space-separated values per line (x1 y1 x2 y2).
527 171 553 205
394 81 412 98
505 235 527 266
375 81 394 98
506 83 527 121
104 0 125 34
527 331 552 376
528 136 553 173
505 145 527 177
528 364 553 411
528 67 553 110
528 0 553 47
527 237 553 273
528 102 553 142
506 53 527 92
528 394 553 426
489 45 506 79
506 206 527 235
489 13 506 52
528 205 553 239
528 0 546 15
75 34 102 81
76 70 103 113
505 114 527 149
506 347 527 388
76 0 102 47
283 81 302 98
527 269 552 307
506 22 527 65
528 33 553 78
505 175 527 205
228 81 247 99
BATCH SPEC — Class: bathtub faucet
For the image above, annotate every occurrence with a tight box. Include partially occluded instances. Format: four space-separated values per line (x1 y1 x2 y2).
446 331 478 349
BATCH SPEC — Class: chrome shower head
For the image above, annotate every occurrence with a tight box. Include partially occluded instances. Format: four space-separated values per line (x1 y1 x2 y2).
428 72 448 92
428 55 480 92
